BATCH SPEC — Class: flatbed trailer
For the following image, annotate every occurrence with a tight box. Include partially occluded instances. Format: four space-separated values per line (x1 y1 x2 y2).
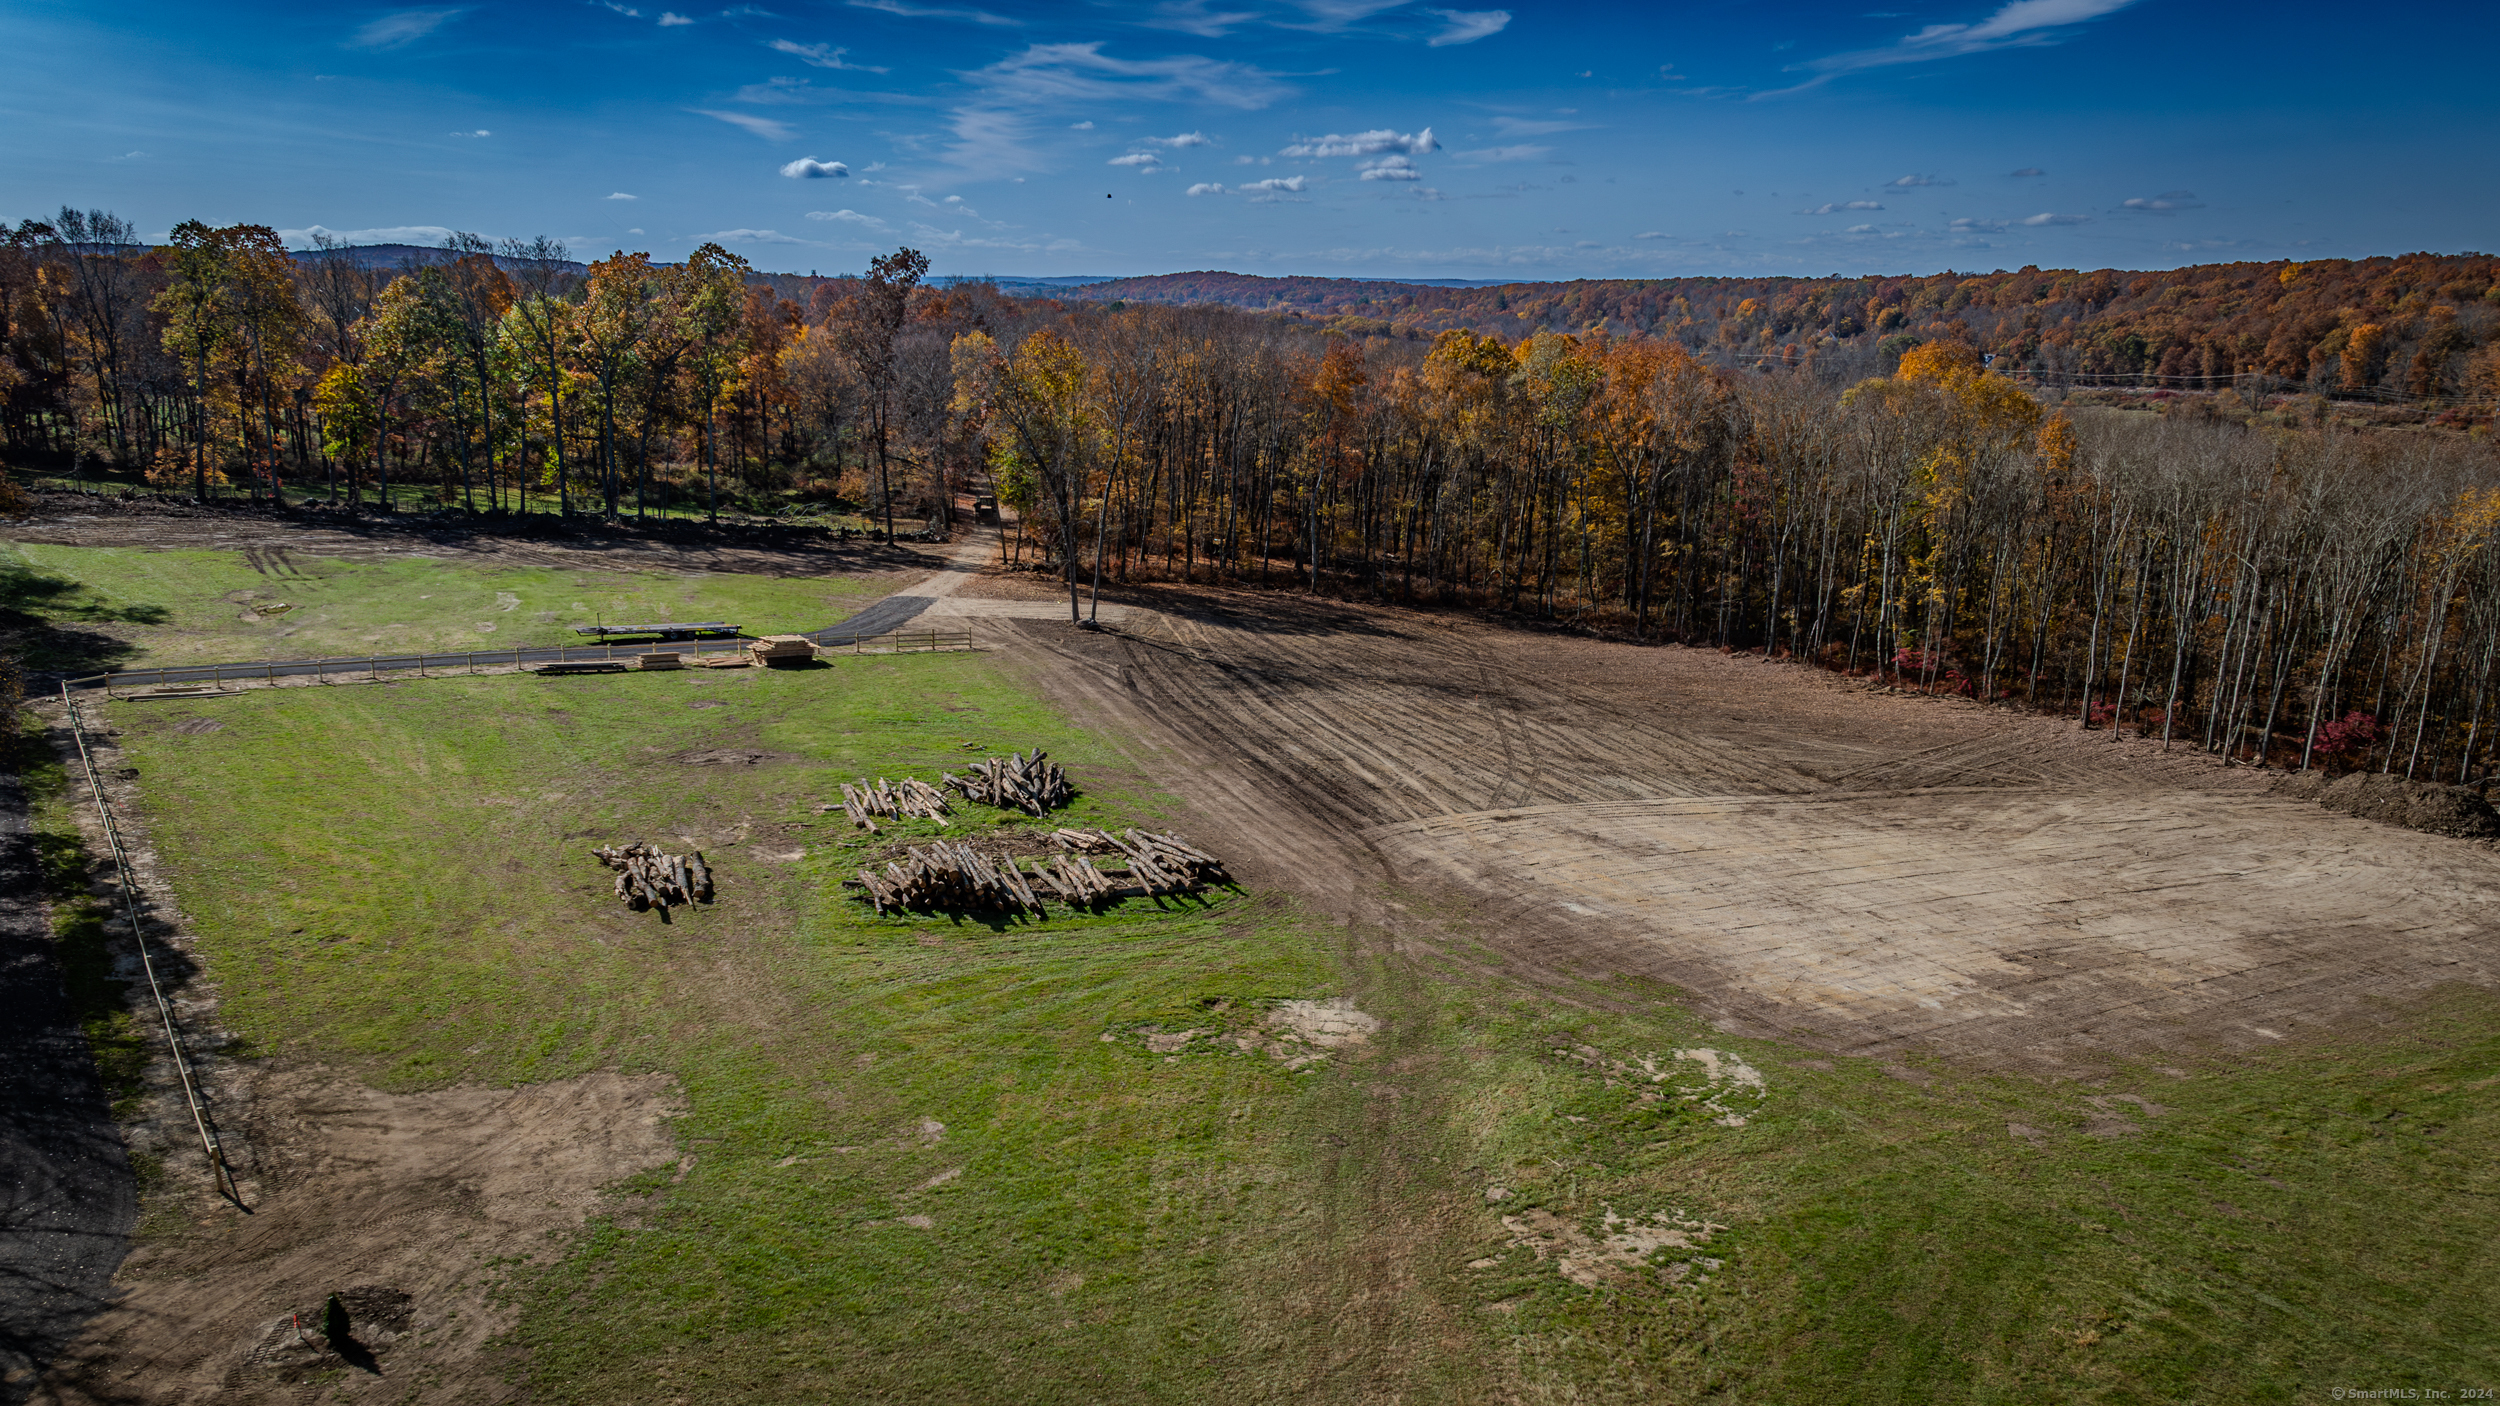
569 622 743 641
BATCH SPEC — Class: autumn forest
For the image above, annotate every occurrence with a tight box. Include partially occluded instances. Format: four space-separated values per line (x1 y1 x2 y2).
5 210 2500 783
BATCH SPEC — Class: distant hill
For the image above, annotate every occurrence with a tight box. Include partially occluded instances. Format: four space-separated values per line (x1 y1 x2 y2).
1062 258 2500 395
289 243 589 275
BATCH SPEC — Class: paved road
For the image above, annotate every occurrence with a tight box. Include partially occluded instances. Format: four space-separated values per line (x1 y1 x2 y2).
0 773 135 1406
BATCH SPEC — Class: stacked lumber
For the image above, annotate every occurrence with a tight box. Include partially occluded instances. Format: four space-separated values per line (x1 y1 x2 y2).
838 777 951 831
633 652 683 671
1056 828 1231 892
852 841 1041 914
591 842 713 911
750 634 816 665
944 750 1072 815
697 654 752 669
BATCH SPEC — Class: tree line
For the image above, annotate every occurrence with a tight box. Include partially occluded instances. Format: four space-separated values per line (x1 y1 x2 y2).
5 212 2500 781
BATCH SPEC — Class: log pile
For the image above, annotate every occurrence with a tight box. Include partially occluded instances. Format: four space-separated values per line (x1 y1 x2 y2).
853 841 1041 914
591 842 713 911
1056 828 1231 892
837 777 951 831
944 750 1072 815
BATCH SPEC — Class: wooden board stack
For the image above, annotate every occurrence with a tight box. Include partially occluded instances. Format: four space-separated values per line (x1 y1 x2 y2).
943 749 1072 815
633 652 684 671
837 777 952 831
591 842 714 912
750 634 817 665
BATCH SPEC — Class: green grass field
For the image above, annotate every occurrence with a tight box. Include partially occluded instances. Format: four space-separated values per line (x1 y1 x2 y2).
95 651 2500 1403
0 541 882 675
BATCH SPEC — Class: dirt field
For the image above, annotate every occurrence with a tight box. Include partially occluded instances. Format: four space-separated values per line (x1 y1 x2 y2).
998 581 2500 1070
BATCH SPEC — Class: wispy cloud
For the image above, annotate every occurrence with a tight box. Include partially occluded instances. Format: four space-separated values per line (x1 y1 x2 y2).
350 7 462 48
1148 130 1213 147
1769 0 2141 94
1110 152 1163 168
779 155 851 177
849 0 1018 25
1450 143 1546 163
1139 0 1258 37
975 43 1291 109
2120 190 2200 212
697 108 798 139
693 228 826 246
1425 8 1509 45
2022 210 2090 224
806 208 890 227
448 128 492 137
1802 200 1883 213
734 76 923 105
1886 173 1952 187
1491 115 1593 137
769 39 889 71
1280 127 1436 158
659 10 694 23
1948 216 2006 231
606 191 639 200
1278 0 1410 33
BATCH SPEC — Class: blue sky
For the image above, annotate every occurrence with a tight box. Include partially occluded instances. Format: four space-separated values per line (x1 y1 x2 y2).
5 0 2495 279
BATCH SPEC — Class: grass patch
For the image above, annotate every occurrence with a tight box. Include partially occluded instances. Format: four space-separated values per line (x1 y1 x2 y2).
15 731 153 1120
104 657 2500 1402
0 541 883 674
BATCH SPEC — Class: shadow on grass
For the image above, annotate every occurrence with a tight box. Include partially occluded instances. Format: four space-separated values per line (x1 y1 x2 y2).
0 562 165 678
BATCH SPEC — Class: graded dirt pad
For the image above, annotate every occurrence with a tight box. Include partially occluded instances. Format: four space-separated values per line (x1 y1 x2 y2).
1000 581 2500 1068
34 1067 680 1406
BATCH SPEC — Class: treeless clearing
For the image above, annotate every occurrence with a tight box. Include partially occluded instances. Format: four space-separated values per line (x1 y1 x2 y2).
1002 581 2500 1070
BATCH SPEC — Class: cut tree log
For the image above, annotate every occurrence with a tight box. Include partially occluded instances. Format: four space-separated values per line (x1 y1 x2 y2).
591 842 715 912
942 749 1073 816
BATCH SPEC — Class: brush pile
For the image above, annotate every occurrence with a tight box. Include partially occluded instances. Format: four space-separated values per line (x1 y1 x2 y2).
944 750 1073 815
591 842 713 912
836 777 951 831
1056 828 1231 892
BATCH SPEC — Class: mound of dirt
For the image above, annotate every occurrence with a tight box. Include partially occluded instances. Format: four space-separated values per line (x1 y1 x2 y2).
2271 770 2500 839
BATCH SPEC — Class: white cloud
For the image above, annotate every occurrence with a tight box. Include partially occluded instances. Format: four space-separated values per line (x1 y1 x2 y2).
768 39 889 71
600 2 642 15
1802 200 1883 213
1773 0 2142 93
849 0 1018 25
2121 191 2200 212
1109 152 1162 167
806 208 891 227
1844 223 1879 233
606 191 639 200
627 227 645 234
2021 211 2090 225
350 7 462 48
1279 127 1437 158
1148 130 1213 147
1948 216 2007 231
1140 0 1258 36
698 108 798 139
1070 119 1095 129
1425 8 1509 45
659 10 694 22
1450 143 1546 163
1887 174 1952 187
780 156 852 177
975 42 1290 110
1187 181 1228 195
1240 175 1308 192
733 76 920 105
1634 231 1667 240
1359 155 1422 181
694 228 825 246
449 128 492 137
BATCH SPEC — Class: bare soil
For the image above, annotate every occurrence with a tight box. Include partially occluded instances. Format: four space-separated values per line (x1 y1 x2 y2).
33 1067 680 1406
991 576 2500 1069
